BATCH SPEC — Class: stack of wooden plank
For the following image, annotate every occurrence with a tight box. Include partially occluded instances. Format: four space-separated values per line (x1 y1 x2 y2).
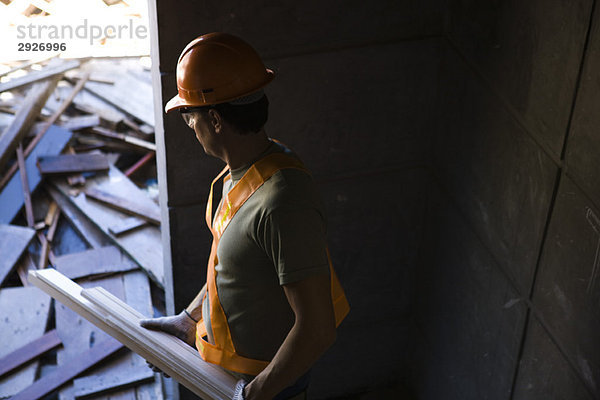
0 54 175 399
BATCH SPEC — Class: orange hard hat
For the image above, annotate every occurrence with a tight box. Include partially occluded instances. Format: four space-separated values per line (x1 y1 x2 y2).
164 32 274 113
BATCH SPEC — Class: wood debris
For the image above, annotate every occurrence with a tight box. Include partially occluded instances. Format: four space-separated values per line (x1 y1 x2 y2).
0 286 52 397
0 330 62 379
0 50 171 399
29 268 238 399
37 153 110 175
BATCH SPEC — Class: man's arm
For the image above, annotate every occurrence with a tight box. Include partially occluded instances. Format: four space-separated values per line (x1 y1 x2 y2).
185 283 206 322
243 272 337 400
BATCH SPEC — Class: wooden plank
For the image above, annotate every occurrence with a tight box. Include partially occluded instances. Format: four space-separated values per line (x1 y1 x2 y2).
124 151 155 177
15 138 58 267
0 59 79 93
11 338 125 400
0 76 60 172
84 186 161 225
0 330 62 379
0 125 72 224
44 201 59 226
53 166 164 286
73 134 147 155
46 206 60 240
71 101 124 131
54 246 138 280
87 287 235 399
37 153 110 175
46 184 110 249
67 75 115 85
71 271 162 400
108 216 148 236
59 115 101 131
14 142 57 267
0 224 35 286
122 271 164 400
73 368 154 399
28 269 237 399
38 206 60 270
90 127 157 152
16 142 34 227
122 118 154 137
0 286 51 398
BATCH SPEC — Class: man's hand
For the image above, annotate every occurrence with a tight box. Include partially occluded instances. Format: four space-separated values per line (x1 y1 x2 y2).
140 311 197 348
139 311 198 376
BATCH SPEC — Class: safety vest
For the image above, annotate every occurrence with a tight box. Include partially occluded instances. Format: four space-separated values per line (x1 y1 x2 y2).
195 151 350 376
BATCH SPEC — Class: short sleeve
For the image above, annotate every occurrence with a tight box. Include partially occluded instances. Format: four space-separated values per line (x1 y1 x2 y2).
260 206 330 285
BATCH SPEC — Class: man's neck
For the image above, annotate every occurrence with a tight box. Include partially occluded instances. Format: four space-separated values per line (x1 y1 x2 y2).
223 129 272 170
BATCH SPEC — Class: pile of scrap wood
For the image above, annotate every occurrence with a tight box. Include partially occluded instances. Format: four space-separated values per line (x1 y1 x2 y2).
0 56 168 400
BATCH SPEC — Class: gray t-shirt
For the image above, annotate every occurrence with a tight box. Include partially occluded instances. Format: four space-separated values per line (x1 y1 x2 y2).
202 140 330 375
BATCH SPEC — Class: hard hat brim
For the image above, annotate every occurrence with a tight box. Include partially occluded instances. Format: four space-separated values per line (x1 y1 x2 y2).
165 69 274 114
164 94 188 113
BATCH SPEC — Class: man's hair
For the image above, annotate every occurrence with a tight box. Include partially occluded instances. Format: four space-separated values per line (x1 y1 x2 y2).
206 94 269 134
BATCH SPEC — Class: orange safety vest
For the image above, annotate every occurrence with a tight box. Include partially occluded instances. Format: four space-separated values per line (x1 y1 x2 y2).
195 151 350 376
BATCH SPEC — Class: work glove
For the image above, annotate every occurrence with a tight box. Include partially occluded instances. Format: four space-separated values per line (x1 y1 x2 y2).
140 310 197 347
232 379 247 400
139 310 198 376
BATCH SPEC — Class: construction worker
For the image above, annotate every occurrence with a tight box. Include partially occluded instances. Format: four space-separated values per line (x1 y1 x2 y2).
140 32 349 400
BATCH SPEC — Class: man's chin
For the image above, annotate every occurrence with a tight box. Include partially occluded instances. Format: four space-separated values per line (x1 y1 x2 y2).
202 147 216 158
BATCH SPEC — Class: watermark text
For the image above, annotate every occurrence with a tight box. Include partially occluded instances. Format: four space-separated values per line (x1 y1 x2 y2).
16 19 147 46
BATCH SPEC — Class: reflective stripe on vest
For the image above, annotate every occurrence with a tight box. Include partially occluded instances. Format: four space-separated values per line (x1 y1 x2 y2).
195 151 350 376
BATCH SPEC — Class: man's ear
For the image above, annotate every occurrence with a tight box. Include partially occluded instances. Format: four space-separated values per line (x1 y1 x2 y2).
208 109 223 133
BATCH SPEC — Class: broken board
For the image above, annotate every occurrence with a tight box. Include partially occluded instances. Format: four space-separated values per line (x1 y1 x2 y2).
0 224 35 285
83 186 161 225
28 268 237 399
0 329 61 379
37 153 110 175
0 286 51 398
53 165 163 287
108 216 148 236
54 246 138 280
0 125 72 224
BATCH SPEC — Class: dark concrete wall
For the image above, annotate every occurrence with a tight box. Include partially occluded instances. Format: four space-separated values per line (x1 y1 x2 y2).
151 0 443 398
153 0 600 398
413 0 600 399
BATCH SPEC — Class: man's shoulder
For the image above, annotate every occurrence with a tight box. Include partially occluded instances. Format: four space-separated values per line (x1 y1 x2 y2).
259 167 321 211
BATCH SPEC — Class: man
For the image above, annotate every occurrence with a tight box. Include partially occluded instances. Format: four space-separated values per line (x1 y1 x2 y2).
141 32 349 400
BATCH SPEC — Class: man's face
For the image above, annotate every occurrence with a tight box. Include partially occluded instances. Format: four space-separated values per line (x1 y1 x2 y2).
182 109 219 156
